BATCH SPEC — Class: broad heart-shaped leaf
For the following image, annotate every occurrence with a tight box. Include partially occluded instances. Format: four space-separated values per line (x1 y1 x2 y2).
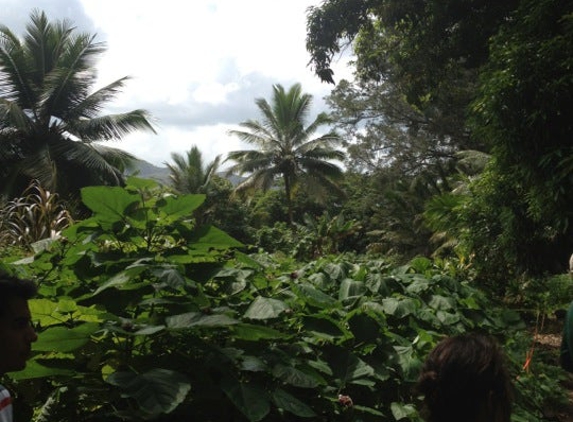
221 376 270 422
188 225 244 250
106 368 190 417
323 263 346 281
272 388 316 418
9 359 74 381
92 271 150 296
390 402 418 420
292 283 338 309
33 322 100 352
272 364 321 388
339 278 366 301
81 186 140 222
393 345 423 382
244 297 288 320
151 267 188 290
381 297 419 318
428 294 455 311
346 312 385 343
436 310 461 325
302 315 349 341
157 194 205 223
327 347 374 386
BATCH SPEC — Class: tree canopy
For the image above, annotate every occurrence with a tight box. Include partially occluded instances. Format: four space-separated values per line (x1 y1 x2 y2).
0 9 156 199
226 83 345 225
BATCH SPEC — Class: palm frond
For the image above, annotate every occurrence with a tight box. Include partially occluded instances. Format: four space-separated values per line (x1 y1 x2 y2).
49 139 124 185
0 99 33 133
65 109 156 141
63 77 130 120
40 33 104 117
0 26 35 106
90 143 138 173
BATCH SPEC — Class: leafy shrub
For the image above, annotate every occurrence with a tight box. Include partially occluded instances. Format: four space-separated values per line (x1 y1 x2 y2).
2 179 555 421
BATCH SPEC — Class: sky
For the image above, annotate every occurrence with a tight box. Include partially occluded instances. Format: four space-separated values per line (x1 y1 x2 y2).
2 0 353 168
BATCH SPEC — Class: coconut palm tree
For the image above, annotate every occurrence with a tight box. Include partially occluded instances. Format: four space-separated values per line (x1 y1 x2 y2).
165 145 221 194
0 9 156 199
225 83 345 225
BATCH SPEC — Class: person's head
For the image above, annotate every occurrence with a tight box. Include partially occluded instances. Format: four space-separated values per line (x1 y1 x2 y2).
416 332 513 422
0 274 38 376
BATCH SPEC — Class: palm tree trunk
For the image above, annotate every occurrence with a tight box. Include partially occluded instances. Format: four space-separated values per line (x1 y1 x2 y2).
284 174 294 226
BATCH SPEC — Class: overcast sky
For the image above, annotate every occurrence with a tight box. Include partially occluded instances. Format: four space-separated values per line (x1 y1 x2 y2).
2 0 353 168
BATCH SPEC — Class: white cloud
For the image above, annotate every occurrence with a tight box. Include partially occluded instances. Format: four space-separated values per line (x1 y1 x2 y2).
5 0 354 167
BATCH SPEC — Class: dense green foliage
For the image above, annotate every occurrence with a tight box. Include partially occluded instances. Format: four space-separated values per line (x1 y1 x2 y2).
0 5 571 421
467 0 573 275
306 0 573 283
0 10 155 200
0 181 567 421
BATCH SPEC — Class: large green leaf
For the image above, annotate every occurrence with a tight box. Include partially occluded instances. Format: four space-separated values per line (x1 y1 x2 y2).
126 176 158 190
393 345 423 382
323 263 346 281
30 299 105 327
152 267 189 290
428 294 455 311
271 364 321 388
34 323 100 352
292 283 338 308
347 312 384 343
328 348 374 386
93 272 131 295
158 194 205 223
339 278 366 301
81 186 139 222
381 297 419 318
9 360 74 380
188 225 244 250
303 315 349 341
221 376 270 422
272 388 317 417
107 368 191 417
232 323 285 341
390 402 418 420
244 296 288 320
166 312 238 329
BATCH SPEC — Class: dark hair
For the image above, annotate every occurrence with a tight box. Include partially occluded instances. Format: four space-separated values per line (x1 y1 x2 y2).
416 333 513 422
0 274 38 317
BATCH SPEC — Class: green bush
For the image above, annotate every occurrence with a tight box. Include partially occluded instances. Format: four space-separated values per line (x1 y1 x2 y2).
1 179 559 421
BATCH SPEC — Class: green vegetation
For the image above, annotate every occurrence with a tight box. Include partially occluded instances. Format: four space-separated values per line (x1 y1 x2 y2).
0 180 564 421
226 83 345 225
1 3 572 421
0 10 155 200
165 145 221 195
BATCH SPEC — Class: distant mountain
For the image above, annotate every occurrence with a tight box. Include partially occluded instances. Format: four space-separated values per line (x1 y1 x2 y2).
128 160 246 187
128 159 170 185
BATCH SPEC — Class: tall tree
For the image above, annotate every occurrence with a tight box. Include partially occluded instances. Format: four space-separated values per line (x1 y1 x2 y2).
305 0 520 163
225 83 345 225
0 10 155 199
465 0 573 277
165 145 221 194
